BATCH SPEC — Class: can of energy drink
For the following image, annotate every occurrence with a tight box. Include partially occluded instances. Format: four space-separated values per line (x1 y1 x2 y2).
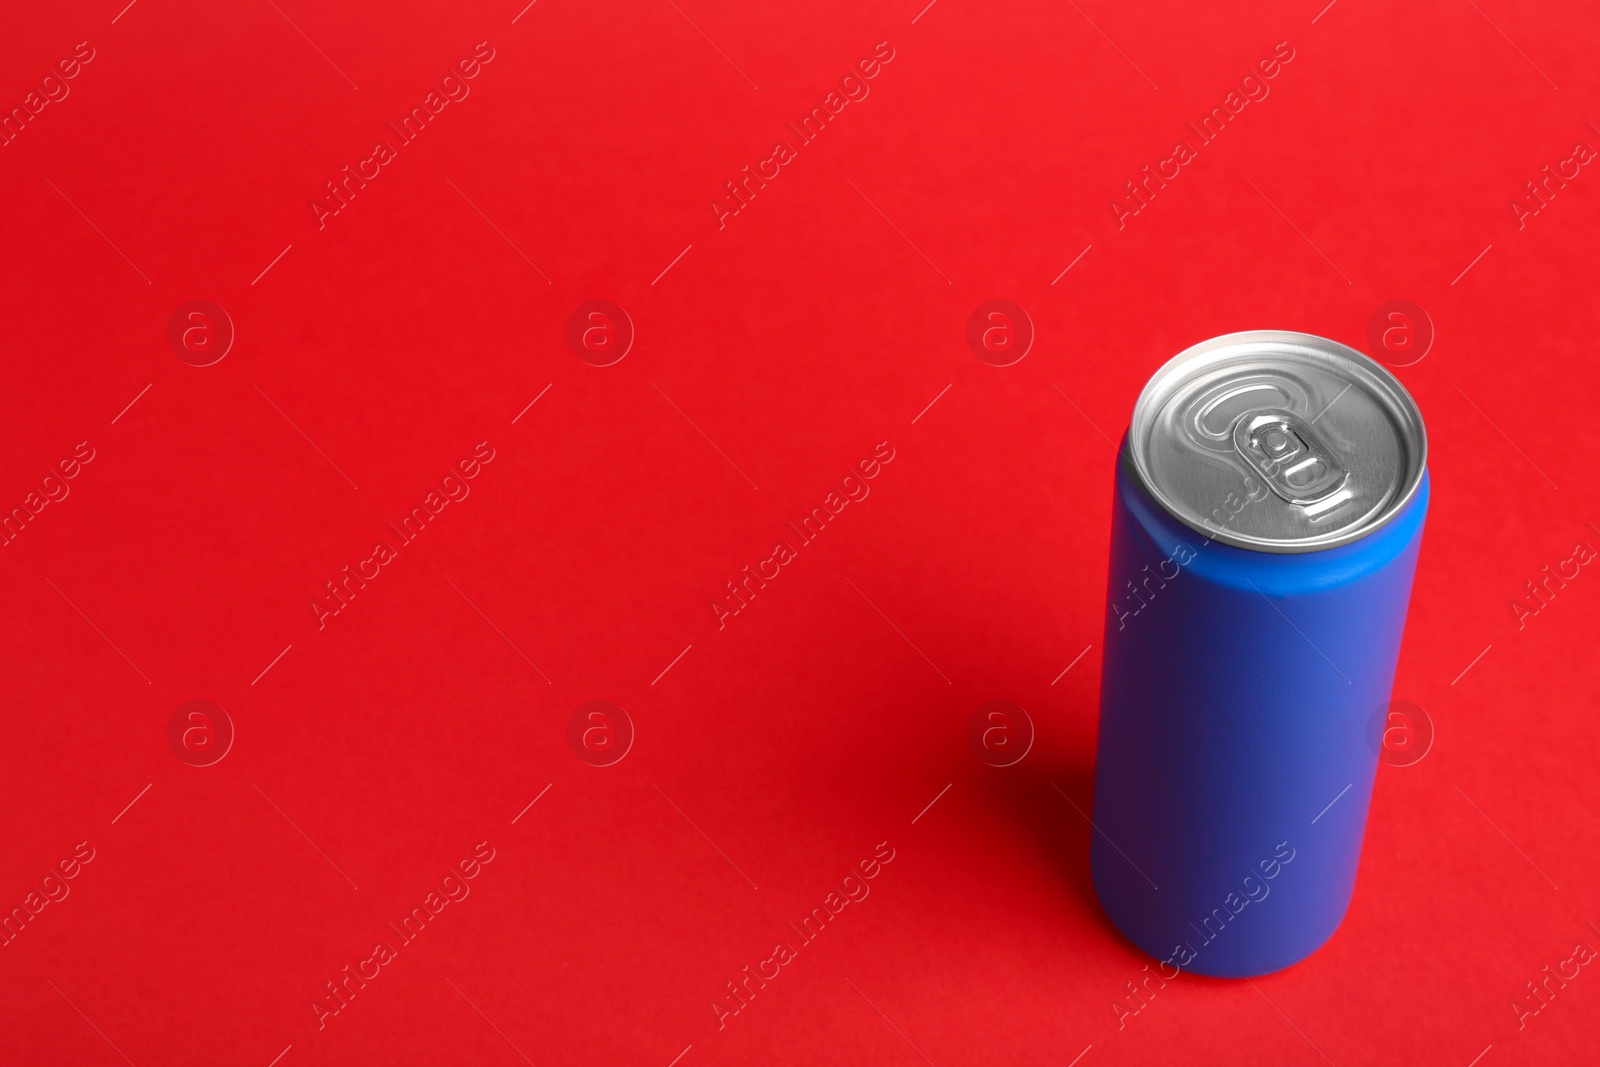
1090 330 1428 978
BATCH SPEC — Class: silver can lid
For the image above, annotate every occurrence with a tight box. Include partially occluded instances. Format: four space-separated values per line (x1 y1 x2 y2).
1127 330 1427 553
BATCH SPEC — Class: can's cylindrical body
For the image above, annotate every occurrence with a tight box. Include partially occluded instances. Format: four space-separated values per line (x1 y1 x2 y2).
1090 331 1428 978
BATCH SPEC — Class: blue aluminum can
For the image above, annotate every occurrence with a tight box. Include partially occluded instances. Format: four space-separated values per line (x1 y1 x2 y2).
1090 330 1428 978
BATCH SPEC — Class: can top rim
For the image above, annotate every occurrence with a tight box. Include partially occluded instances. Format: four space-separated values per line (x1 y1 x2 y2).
1126 330 1428 553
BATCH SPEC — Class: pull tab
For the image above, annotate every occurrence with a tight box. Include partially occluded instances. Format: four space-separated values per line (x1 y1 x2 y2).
1232 408 1350 514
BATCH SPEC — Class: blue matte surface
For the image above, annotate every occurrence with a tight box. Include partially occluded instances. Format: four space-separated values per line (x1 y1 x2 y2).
1090 459 1428 978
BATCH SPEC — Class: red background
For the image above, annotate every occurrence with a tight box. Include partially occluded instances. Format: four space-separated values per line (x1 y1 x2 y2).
2 0 1597 1064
